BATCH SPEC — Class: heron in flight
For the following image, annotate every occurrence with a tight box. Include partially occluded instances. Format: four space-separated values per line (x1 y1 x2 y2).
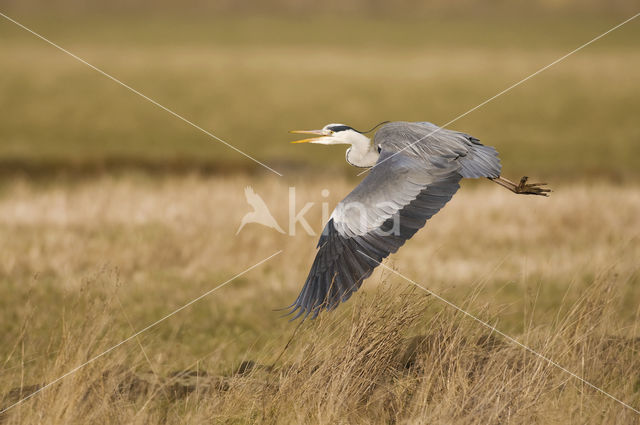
287 121 549 319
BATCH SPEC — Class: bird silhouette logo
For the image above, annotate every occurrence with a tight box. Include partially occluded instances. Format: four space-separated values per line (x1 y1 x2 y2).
236 186 285 234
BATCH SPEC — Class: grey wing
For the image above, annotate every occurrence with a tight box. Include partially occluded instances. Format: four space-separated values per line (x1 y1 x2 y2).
375 121 502 179
287 121 502 320
287 150 461 320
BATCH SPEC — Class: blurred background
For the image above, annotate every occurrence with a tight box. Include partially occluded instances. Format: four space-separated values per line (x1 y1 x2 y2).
1 2 640 423
0 0 638 180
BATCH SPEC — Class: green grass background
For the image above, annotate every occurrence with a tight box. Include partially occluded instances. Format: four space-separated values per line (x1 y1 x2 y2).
1 10 639 179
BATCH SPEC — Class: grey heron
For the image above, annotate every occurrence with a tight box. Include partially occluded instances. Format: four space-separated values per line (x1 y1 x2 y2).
287 121 549 319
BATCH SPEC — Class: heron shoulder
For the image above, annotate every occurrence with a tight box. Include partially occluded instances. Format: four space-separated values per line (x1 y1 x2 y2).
374 121 481 152
374 121 440 144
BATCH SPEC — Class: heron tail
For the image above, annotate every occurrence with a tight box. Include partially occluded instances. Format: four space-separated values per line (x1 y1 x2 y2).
459 143 502 179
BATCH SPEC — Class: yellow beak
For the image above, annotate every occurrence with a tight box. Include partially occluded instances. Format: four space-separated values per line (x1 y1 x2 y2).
289 129 330 144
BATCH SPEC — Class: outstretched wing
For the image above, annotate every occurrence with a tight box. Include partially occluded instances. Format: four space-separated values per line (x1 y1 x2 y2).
287 122 501 320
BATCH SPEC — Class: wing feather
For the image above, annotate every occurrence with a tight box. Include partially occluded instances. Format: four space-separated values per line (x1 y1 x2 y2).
288 121 501 318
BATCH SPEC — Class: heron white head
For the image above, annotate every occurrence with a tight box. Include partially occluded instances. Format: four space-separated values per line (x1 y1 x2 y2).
290 122 388 168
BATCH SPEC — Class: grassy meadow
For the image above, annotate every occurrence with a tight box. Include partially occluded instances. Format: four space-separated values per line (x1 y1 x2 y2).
1 5 640 424
1 176 640 423
1 14 639 178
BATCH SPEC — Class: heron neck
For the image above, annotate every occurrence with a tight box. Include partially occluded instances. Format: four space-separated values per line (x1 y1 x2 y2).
345 133 377 167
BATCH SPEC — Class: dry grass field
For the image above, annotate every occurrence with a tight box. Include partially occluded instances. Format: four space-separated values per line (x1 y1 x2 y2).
1 2 639 423
1 175 639 423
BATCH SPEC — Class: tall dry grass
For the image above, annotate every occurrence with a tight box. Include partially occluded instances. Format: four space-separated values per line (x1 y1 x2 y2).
1 175 639 423
2 272 638 423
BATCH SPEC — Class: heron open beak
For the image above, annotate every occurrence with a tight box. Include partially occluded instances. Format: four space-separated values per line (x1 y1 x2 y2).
289 129 331 144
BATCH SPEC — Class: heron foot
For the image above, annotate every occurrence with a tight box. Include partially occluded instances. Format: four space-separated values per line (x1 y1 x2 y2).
514 176 551 196
490 176 551 197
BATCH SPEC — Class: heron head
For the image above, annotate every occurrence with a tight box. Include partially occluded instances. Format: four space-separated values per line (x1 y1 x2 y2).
289 123 361 145
290 122 390 167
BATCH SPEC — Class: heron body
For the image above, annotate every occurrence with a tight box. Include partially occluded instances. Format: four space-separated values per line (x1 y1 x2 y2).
288 121 549 319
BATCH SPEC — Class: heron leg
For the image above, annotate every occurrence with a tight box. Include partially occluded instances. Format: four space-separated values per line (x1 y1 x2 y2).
489 176 550 196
